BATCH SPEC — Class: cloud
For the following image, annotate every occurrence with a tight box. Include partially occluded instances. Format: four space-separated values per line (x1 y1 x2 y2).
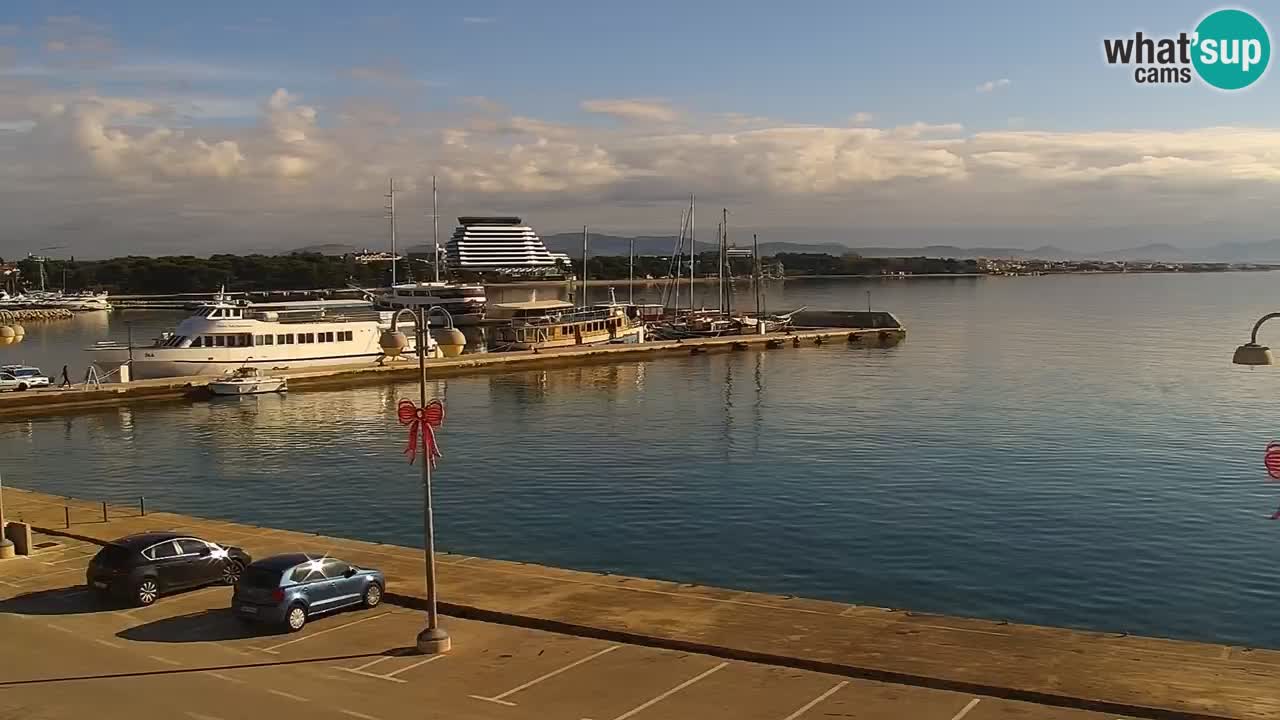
0 25 19 38
976 78 1011 93
462 16 495 24
5 74 1280 256
581 98 679 123
850 112 874 125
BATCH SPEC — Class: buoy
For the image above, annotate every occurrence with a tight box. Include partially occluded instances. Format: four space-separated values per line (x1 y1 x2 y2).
11 324 23 337
432 327 466 358
378 330 407 357
0 326 14 340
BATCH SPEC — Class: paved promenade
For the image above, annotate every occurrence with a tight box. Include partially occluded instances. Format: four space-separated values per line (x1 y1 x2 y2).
1 487 1276 720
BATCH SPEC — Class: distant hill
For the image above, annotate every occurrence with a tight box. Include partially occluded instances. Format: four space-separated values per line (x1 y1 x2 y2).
287 235 1280 262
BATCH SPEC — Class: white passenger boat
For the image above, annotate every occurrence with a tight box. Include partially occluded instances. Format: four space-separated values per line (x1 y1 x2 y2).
207 367 287 395
379 282 486 325
87 292 441 380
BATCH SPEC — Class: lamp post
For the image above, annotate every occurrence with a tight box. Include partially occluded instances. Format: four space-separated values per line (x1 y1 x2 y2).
1232 313 1280 366
382 305 453 654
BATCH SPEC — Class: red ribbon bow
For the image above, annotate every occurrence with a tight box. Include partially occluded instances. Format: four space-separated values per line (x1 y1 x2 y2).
398 399 444 467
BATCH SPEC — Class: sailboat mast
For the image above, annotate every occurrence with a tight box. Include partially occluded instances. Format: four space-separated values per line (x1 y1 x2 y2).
385 178 397 287
431 175 440 283
753 233 762 331
628 236 635 304
688 195 695 313
581 225 589 308
720 208 728 315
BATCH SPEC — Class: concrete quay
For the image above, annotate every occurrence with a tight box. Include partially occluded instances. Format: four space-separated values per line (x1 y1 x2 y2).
1 487 1276 720
0 326 902 418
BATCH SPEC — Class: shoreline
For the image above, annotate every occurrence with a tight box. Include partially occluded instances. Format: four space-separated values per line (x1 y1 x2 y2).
494 267 1275 288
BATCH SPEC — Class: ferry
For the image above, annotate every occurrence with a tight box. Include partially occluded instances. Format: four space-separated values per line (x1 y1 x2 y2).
488 299 646 351
87 294 440 380
379 282 486 325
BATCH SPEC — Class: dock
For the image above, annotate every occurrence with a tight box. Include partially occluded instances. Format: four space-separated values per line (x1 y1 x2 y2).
0 326 905 418
1 486 1276 720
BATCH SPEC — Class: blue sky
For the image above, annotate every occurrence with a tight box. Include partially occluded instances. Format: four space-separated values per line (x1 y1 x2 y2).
1 1 1278 255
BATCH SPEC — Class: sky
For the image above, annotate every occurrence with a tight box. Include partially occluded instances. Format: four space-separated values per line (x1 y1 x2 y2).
1 1 1278 258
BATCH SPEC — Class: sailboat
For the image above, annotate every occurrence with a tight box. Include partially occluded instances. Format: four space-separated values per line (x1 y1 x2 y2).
375 176 488 325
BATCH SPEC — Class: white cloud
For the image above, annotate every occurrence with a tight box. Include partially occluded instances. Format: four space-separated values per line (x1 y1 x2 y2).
581 98 679 123
462 16 495 24
976 78 1011 93
5 76 1280 255
850 112 874 125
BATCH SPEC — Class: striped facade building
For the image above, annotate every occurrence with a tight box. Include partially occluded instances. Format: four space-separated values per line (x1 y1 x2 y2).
445 217 564 276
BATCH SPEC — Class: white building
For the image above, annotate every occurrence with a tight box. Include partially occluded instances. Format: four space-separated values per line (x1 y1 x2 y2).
445 217 560 275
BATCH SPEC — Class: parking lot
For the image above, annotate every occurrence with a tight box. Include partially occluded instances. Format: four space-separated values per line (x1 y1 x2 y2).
0 534 1150 720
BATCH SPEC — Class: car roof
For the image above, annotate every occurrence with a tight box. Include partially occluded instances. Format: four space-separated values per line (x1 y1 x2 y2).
112 532 184 550
251 553 318 571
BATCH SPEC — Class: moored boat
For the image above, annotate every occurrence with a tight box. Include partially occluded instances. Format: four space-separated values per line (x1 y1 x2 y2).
487 299 646 351
87 291 440 380
207 367 287 395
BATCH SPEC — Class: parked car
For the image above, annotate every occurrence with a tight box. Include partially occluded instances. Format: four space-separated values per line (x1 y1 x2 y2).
232 554 385 632
0 365 50 389
86 532 252 606
0 372 20 392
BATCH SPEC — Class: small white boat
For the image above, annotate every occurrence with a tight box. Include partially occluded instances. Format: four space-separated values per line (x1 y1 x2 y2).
207 367 288 396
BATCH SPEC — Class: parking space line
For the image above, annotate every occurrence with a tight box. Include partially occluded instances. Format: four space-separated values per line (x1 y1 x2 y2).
779 681 848 720
348 656 393 673
341 655 444 683
609 663 728 720
205 671 246 684
471 645 621 706
186 713 225 720
149 655 183 666
339 710 381 720
45 622 74 634
950 698 981 720
267 689 310 702
92 638 122 649
258 612 393 653
383 656 443 679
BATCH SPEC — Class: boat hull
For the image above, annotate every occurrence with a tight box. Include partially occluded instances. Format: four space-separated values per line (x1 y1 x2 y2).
208 379 287 395
89 349 436 380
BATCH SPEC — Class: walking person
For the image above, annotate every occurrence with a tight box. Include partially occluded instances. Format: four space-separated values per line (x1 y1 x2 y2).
59 364 72 389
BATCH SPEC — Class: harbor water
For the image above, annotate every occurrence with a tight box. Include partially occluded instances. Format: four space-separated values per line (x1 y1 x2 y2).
3 273 1280 649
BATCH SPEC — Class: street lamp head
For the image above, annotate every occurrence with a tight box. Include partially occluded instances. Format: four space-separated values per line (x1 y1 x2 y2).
380 329 409 357
1233 342 1274 366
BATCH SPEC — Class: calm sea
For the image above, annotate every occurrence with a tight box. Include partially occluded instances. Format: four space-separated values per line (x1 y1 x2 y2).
3 273 1280 649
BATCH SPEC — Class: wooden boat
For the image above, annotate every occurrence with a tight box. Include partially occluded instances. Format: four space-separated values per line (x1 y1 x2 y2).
488 299 646 351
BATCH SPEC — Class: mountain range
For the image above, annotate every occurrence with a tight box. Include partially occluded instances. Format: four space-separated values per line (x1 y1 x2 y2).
290 235 1280 263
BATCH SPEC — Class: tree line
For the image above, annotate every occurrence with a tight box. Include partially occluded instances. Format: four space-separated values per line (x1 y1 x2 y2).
5 251 979 294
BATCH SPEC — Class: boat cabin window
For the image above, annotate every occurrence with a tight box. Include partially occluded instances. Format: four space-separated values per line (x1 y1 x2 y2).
277 334 287 344
339 330 353 341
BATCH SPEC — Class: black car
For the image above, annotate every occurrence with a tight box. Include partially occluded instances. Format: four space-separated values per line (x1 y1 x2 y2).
86 532 253 606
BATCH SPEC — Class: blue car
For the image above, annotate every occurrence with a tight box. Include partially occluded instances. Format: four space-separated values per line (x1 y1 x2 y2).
232 553 385 632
